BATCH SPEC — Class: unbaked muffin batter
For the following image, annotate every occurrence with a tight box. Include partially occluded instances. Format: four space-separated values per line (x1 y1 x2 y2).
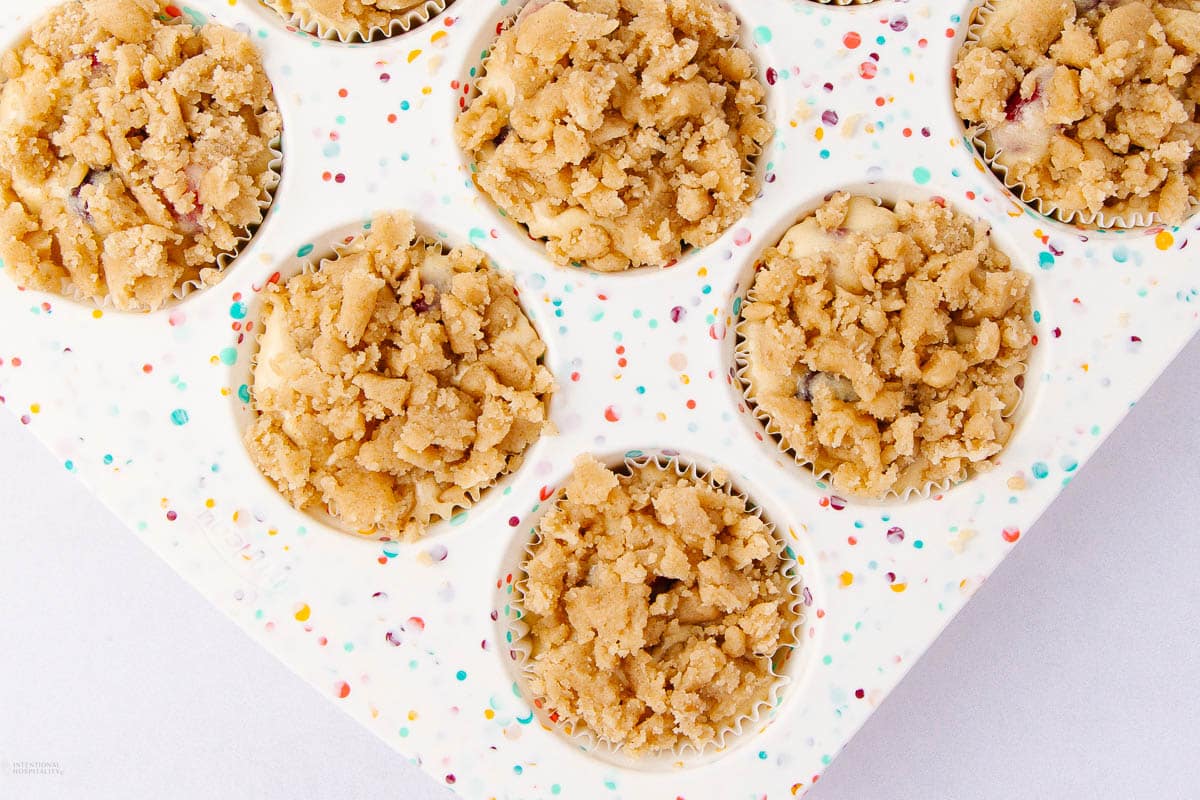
739 193 1033 498
244 212 554 540
520 456 795 754
456 0 771 272
954 0 1200 224
0 0 281 310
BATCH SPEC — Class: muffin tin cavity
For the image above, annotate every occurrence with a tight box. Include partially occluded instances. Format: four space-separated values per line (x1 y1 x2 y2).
494 449 813 770
729 182 1040 502
452 0 781 274
232 215 556 542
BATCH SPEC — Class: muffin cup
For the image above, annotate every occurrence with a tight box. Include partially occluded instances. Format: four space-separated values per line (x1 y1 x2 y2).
236 216 551 542
499 450 804 768
1 9 284 314
958 0 1200 231
454 0 773 273
731 188 1032 503
261 0 450 43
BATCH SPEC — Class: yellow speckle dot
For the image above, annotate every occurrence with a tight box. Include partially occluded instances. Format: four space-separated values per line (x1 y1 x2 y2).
421 86 432 95
408 710 418 721
1155 230 1174 250
29 403 40 414
839 571 854 587
92 309 103 319
210 355 220 364
890 582 908 593
697 267 707 277
1006 475 1026 491
484 709 495 720
656 412 667 421
680 374 690 385
294 604 311 622
407 49 422 63
814 127 824 141
789 120 798 128
205 498 215 508
268 528 278 536
220 387 230 396
1081 362 1089 372
430 30 446 43
232 511 240 522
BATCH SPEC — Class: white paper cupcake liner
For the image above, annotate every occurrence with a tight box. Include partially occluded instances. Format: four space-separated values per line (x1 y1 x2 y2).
958 0 1200 231
262 0 450 44
499 450 804 767
731 189 1032 503
236 215 553 542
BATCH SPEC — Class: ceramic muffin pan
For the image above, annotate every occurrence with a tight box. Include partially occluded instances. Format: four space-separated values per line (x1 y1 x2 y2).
1 1 1197 798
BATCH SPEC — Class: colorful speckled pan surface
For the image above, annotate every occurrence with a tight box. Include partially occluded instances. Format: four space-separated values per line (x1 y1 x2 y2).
2 1 1197 798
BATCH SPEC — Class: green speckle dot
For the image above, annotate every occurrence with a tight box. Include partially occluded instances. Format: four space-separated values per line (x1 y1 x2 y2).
913 166 932 184
456 670 467 681
237 384 251 403
753 25 772 44
218 347 238 366
822 655 833 665
297 243 314 258
64 460 74 471
170 409 189 426
399 727 409 738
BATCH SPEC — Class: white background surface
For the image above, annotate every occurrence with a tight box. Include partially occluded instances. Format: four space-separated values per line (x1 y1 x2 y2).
0 335 1197 800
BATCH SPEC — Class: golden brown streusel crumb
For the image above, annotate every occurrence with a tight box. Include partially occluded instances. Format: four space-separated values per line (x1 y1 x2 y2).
264 0 432 38
739 193 1034 499
244 212 554 540
520 456 795 755
0 0 281 310
954 0 1200 225
455 0 772 272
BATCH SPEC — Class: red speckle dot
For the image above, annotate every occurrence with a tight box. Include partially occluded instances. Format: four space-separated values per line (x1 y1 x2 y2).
874 96 885 106
445 775 456 785
336 681 351 698
11 357 21 367
966 191 976 200
617 358 627 368
603 405 620 422
615 345 625 354
1002 527 1021 543
918 38 928 48
570 371 580 382
387 113 397 123
685 399 696 410
334 173 346 184
855 688 865 699
337 88 348 98
142 364 153 373
1053 327 1062 338
166 510 177 521
843 31 861 49
380 73 390 82
848 536 858 545
508 516 519 527
377 556 387 564
859 61 878 79
902 127 912 137
20 414 31 425
322 171 332 182
945 27 956 38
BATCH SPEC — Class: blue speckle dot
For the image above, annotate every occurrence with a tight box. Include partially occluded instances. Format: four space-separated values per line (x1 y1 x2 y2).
170 409 189 426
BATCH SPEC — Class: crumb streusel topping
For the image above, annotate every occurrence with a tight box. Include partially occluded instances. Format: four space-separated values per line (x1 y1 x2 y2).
245 212 554 540
0 0 281 310
520 455 794 754
954 0 1200 225
739 193 1034 498
456 0 771 272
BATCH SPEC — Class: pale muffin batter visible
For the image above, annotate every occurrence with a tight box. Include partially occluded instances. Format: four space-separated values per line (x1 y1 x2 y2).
739 193 1034 499
244 212 554 540
954 0 1200 224
455 0 771 272
0 0 281 310
520 456 795 754
263 0 435 39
